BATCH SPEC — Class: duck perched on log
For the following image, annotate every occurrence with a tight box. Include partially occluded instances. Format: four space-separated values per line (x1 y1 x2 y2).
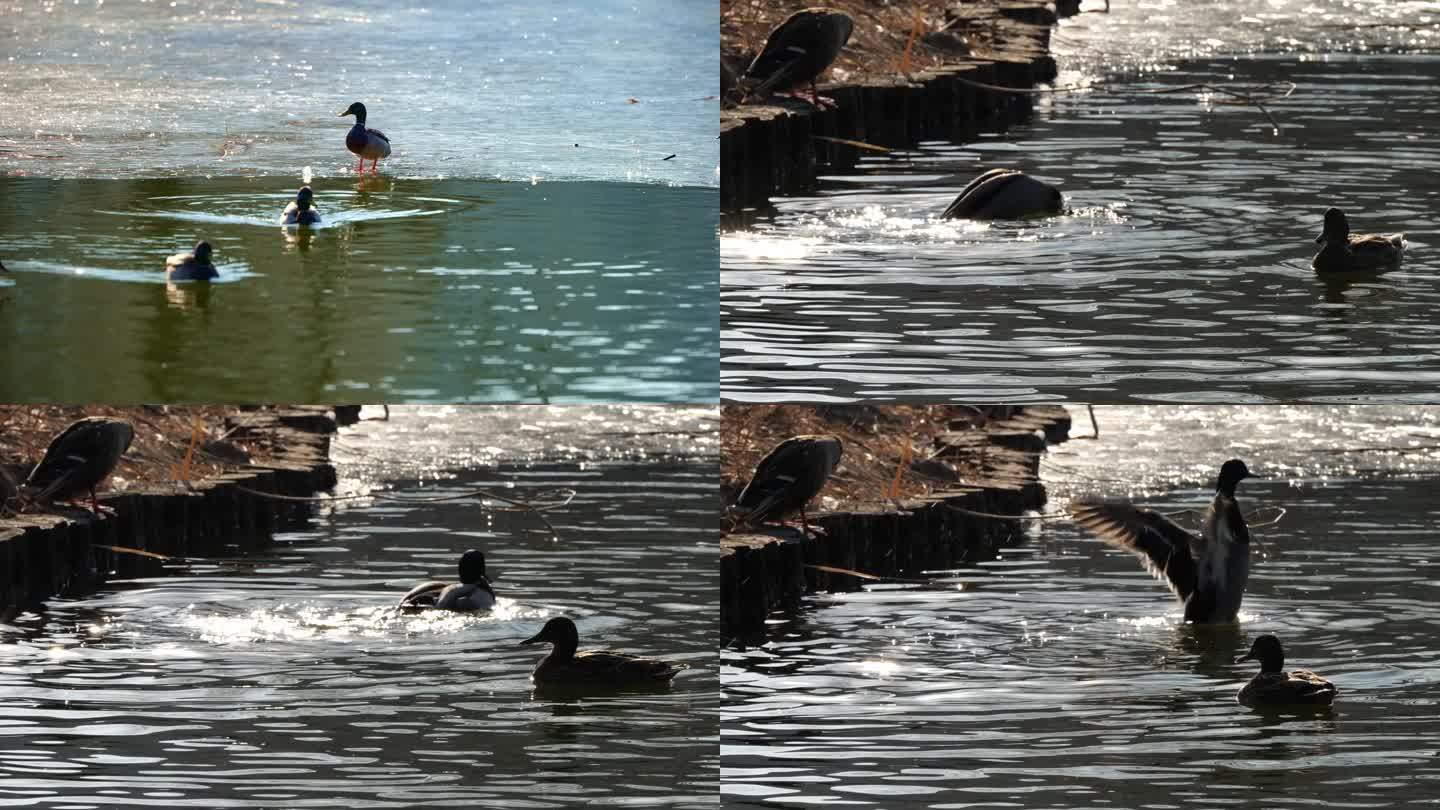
731 434 843 535
280 186 321 225
1070 459 1254 623
520 616 687 688
741 8 853 107
942 169 1065 220
1311 207 1404 273
339 101 391 175
23 417 134 515
1236 634 1337 707
165 241 218 281
397 549 496 611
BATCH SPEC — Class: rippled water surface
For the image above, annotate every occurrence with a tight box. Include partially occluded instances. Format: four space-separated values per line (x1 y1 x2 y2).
722 405 1440 807
0 177 716 402
0 406 719 807
0 0 716 186
722 1 1440 402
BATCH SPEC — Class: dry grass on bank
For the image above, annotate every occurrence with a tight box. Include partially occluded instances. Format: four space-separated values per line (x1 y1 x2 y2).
721 404 998 514
0 406 284 498
722 0 1021 82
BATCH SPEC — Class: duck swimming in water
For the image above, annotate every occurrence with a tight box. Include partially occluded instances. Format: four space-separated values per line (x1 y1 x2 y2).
23 417 134 515
1236 634 1337 707
731 434 843 535
742 8 853 107
942 169 1065 220
397 549 496 611
165 241 218 281
520 616 688 687
339 101 391 175
1312 207 1405 273
1070 459 1254 623
280 186 321 225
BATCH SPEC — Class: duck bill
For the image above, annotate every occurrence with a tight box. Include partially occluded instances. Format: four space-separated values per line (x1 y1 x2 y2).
338 110 353 118
1235 652 1255 664
520 630 546 646
1314 231 1326 244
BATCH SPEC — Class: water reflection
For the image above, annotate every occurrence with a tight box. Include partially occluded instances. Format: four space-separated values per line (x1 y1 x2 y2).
0 176 717 402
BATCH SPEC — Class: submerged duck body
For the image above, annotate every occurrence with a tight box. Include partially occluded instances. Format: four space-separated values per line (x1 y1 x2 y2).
942 169 1064 220
732 434 843 533
1312 207 1404 273
521 616 687 687
1236 634 1337 707
165 241 218 281
1070 459 1254 623
24 417 134 513
280 185 322 225
398 549 497 611
339 101 391 174
742 8 853 104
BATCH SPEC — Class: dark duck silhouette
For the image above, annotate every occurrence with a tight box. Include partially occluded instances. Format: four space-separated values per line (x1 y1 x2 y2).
396 549 496 611
280 185 322 225
1311 207 1404 273
731 434 843 534
1070 459 1255 623
942 169 1065 220
23 417 134 515
520 616 687 687
165 241 218 281
1236 634 1337 707
339 101 392 175
742 8 853 107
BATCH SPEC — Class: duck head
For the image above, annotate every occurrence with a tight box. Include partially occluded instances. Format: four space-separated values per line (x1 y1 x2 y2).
1216 458 1251 496
295 185 316 210
339 101 368 124
521 616 579 648
1237 634 1285 673
1316 207 1349 244
193 241 213 263
457 549 488 584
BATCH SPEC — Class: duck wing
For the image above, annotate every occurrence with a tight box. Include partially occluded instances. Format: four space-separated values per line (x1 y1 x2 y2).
1070 499 1199 603
366 127 390 145
573 650 687 682
434 581 496 611
397 580 449 607
165 252 195 268
745 11 850 97
941 169 1018 219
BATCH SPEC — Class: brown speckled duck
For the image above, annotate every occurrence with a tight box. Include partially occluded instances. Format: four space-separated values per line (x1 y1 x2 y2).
1312 207 1404 273
732 434 843 534
23 417 134 514
521 617 687 687
742 9 853 107
1236 635 1337 707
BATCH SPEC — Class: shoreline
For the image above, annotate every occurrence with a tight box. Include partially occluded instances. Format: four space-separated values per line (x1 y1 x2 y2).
720 404 1072 638
721 0 1081 213
0 406 341 614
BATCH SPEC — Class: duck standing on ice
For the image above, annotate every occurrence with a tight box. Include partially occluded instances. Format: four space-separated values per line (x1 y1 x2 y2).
339 101 391 174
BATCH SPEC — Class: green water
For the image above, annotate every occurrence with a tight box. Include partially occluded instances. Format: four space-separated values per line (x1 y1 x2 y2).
0 177 717 402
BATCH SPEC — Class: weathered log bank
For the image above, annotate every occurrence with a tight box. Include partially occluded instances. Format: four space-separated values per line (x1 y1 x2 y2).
722 0 1081 213
721 404 1071 637
1 407 340 613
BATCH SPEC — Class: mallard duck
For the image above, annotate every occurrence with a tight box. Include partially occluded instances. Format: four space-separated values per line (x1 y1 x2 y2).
1236 634 1337 706
731 434 843 534
23 417 134 515
397 549 496 611
1312 207 1405 273
339 101 391 175
742 8 853 107
165 241 218 281
942 169 1065 220
520 616 687 687
1070 459 1254 623
280 186 321 225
